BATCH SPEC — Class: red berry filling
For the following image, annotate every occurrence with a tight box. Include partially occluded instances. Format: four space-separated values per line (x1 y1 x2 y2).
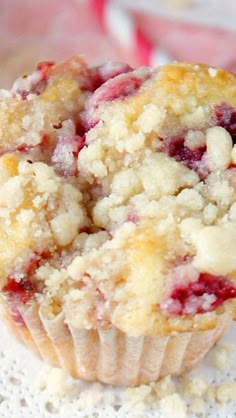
82 71 150 130
2 278 35 305
161 273 236 316
16 79 46 100
97 76 143 102
15 61 54 100
0 132 50 157
2 252 42 301
86 62 133 92
1 252 50 325
2 278 37 326
215 103 236 142
51 134 86 176
36 61 55 81
164 136 206 175
127 212 140 224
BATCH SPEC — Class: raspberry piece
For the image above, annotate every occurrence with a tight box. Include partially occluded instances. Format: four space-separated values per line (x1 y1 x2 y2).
2 279 36 326
52 135 86 176
127 212 139 224
87 62 133 92
14 61 54 100
1 252 50 325
215 103 236 141
36 61 54 81
164 136 206 172
2 278 34 305
1 252 46 304
0 132 49 157
162 273 236 316
83 70 150 130
91 75 144 106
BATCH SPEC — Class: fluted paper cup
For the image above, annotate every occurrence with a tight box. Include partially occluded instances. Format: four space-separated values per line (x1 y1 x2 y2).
0 294 231 386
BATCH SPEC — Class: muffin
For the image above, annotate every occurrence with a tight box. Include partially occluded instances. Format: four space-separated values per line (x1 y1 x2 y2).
0 57 235 386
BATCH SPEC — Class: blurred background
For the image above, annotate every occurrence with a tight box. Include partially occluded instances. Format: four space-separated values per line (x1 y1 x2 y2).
0 0 235 88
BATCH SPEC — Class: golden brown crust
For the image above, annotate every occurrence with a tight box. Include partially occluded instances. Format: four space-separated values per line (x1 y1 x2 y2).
0 56 87 152
104 63 236 127
154 63 236 108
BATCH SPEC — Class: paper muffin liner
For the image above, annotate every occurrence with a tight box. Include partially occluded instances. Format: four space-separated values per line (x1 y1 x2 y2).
0 294 232 386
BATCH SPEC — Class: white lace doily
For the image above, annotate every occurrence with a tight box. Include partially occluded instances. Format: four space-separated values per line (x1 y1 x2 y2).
0 320 236 418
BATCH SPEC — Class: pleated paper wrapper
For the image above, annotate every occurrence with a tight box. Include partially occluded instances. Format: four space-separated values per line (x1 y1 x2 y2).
0 294 232 386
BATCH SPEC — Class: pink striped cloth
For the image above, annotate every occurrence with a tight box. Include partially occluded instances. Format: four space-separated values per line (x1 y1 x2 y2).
0 0 235 87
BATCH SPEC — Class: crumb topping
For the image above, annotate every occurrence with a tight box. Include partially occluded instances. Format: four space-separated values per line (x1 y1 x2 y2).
0 59 236 336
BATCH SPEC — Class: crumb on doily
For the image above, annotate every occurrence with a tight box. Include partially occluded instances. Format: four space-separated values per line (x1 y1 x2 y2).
122 375 177 407
179 374 208 398
35 350 236 417
35 366 78 396
159 393 187 418
207 381 236 404
188 397 206 417
209 342 234 371
178 373 207 417
123 383 188 418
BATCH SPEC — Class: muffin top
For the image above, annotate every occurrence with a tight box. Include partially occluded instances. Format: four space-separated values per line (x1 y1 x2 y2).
0 57 236 336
